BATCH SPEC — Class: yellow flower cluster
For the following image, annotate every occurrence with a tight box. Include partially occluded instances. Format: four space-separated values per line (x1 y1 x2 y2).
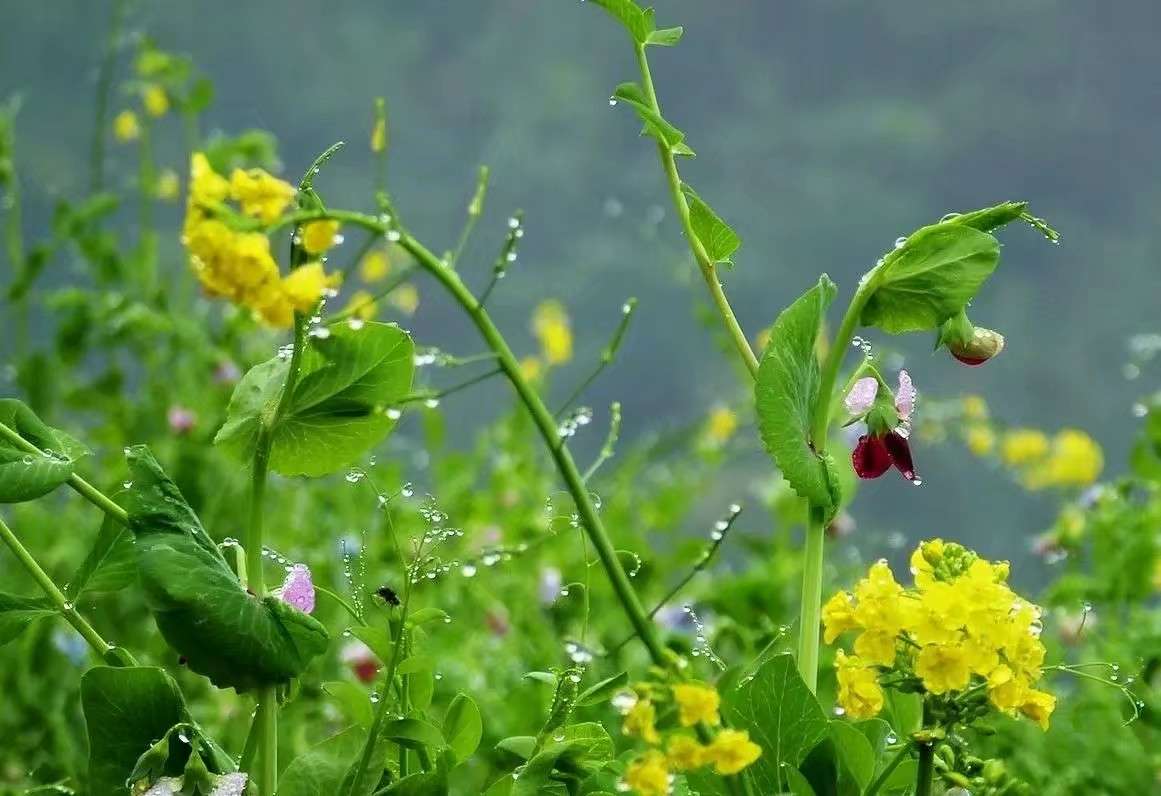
531 300 573 365
620 682 761 794
823 540 1056 729
704 405 739 445
956 398 1103 490
182 153 335 327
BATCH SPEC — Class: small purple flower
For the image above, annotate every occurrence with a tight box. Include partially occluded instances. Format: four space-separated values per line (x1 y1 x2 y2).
166 405 197 435
213 359 242 385
843 377 879 416
845 370 921 484
277 564 315 614
538 566 562 605
143 779 184 796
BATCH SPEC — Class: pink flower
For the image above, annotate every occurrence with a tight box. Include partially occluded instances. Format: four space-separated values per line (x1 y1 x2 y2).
341 640 379 683
213 360 242 384
166 405 197 435
276 564 315 614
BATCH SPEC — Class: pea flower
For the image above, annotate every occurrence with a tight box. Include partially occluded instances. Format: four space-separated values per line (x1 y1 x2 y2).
341 640 379 683
938 309 1005 366
276 563 315 614
167 405 196 435
845 370 920 483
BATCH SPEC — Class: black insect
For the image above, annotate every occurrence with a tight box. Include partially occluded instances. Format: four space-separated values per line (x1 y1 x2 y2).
376 585 401 606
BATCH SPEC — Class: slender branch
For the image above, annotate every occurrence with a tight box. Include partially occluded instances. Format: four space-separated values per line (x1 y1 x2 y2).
0 515 119 661
633 44 758 378
582 401 622 483
89 0 127 193
556 297 637 417
396 366 503 406
448 165 489 268
915 702 935 796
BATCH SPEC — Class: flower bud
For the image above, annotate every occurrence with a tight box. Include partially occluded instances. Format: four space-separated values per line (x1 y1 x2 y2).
937 310 1005 366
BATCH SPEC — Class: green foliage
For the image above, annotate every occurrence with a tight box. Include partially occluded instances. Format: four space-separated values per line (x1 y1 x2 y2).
754 276 841 512
682 184 741 267
125 446 329 691
279 728 367 796
0 398 88 503
443 692 484 763
860 224 999 334
0 591 54 646
215 321 414 477
81 666 189 795
66 514 137 600
610 83 695 157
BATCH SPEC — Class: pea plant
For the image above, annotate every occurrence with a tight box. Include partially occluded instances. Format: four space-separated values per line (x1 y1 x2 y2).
0 1 1153 795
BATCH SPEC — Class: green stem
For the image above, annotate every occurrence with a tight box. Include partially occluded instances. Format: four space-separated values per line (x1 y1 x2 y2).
633 44 758 379
245 313 308 795
864 743 911 796
915 702 935 796
275 208 669 667
797 505 826 691
0 515 117 661
0 420 129 525
89 0 127 194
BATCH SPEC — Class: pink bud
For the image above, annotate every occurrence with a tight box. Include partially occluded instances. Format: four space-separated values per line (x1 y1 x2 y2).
166 406 196 435
277 564 315 614
894 370 916 420
844 377 879 416
949 327 1005 367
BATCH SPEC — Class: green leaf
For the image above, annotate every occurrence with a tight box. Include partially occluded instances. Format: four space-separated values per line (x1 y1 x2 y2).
860 225 999 334
716 653 829 793
381 717 445 751
611 83 695 158
351 624 393 663
884 690 922 738
829 720 874 791
0 398 89 503
590 0 654 43
511 723 614 796
279 727 367 796
576 670 628 706
67 514 137 599
0 591 55 646
125 446 329 691
407 607 451 627
215 322 414 477
81 666 189 795
442 692 483 764
782 764 818 796
324 681 375 729
682 184 740 266
495 736 537 760
408 666 435 711
647 26 684 46
381 753 451 795
754 276 841 511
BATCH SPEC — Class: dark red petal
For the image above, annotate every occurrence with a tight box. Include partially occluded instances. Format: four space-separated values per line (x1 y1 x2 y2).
951 352 988 366
884 431 920 483
852 434 892 479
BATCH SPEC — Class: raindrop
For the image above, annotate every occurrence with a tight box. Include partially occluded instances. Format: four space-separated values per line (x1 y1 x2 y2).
461 563 477 577
347 318 365 331
893 236 907 249
608 97 618 107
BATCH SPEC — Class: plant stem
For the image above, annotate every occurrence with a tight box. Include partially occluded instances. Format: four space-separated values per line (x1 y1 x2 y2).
797 505 826 691
0 515 117 661
244 313 308 795
89 0 126 194
633 44 759 379
864 743 911 796
0 420 129 525
915 702 935 796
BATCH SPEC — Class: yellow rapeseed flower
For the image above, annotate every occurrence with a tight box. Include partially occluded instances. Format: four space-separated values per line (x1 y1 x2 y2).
1001 428 1049 466
665 734 705 771
155 169 180 201
519 357 543 383
360 249 391 282
624 699 660 745
623 751 670 796
834 650 883 720
965 425 995 456
531 300 573 365
915 643 972 695
142 83 169 117
229 167 296 224
345 290 378 321
705 406 738 444
389 283 419 315
1019 689 1056 730
301 219 341 255
821 591 858 644
113 110 140 142
962 395 989 420
672 683 721 727
703 729 761 776
1025 429 1103 489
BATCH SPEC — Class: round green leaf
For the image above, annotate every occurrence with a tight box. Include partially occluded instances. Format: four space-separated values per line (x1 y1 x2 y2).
0 398 89 503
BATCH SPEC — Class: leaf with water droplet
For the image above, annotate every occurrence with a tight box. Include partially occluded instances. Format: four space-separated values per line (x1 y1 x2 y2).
215 321 414 477
0 398 89 503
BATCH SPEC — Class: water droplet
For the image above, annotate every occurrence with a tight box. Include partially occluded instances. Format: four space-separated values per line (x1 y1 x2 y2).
608 97 618 106
386 230 402 242
461 563 477 577
346 469 365 484
308 326 331 340
401 483 415 498
424 398 441 409
347 318 365 331
893 236 907 249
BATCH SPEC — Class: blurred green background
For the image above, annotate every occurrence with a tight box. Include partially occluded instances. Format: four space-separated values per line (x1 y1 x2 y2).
3 0 1159 585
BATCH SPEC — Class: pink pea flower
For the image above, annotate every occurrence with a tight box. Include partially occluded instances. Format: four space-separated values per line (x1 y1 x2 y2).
276 564 315 614
341 640 379 683
166 405 197 435
213 360 242 384
210 773 249 796
846 370 921 484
